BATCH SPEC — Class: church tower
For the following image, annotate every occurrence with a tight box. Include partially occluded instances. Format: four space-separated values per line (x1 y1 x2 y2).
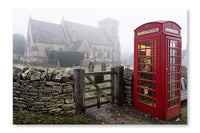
98 18 121 65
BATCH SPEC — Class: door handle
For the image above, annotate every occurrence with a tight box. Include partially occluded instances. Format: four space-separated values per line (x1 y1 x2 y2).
166 67 168 72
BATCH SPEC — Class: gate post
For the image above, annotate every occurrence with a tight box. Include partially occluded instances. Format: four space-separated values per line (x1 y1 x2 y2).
111 67 115 104
73 68 85 114
115 65 124 105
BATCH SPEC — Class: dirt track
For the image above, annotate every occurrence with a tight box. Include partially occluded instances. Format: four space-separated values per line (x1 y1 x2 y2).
85 101 187 124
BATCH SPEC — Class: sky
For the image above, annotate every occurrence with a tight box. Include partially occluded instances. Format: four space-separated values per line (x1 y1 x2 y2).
13 8 187 56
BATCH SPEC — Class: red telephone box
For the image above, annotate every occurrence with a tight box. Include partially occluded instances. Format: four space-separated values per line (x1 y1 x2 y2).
134 21 182 120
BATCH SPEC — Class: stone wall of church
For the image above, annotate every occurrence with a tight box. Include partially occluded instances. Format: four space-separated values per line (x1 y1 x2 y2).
26 42 67 64
76 40 113 65
90 45 112 63
34 42 67 57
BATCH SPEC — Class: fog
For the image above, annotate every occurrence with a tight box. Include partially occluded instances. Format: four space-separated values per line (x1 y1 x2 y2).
13 8 187 57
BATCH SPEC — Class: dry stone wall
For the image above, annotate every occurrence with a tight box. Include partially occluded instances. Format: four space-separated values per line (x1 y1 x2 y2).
123 68 134 106
13 67 75 115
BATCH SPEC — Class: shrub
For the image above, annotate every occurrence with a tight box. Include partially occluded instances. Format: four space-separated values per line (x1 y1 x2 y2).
49 50 84 67
13 34 25 56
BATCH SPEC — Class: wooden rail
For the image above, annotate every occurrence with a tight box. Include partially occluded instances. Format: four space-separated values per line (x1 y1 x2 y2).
86 71 114 75
84 71 114 108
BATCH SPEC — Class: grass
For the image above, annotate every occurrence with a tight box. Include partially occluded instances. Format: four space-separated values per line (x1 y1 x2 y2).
13 54 24 62
81 64 112 73
13 110 89 124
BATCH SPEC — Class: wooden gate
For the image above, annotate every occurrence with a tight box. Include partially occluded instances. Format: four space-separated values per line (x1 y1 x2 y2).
83 68 115 110
73 66 124 114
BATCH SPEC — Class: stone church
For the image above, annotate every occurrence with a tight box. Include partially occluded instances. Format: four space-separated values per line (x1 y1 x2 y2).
24 17 121 66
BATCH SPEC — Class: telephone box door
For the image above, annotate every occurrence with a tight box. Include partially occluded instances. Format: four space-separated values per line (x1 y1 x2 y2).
165 36 181 120
134 35 160 118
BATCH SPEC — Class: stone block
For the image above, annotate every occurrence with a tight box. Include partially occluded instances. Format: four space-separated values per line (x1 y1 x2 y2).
39 93 49 97
124 80 133 85
55 100 64 105
21 73 27 79
49 93 60 96
28 92 38 96
124 97 133 102
39 81 46 85
30 71 41 81
46 99 63 105
29 105 44 112
124 68 133 80
25 97 34 102
52 86 62 93
13 97 24 101
22 67 29 73
54 73 63 82
16 103 27 109
46 81 60 86
13 93 18 97
51 73 57 81
40 73 46 80
19 93 29 99
28 88 38 92
65 98 74 104
40 97 52 101
13 82 20 87
61 110 75 116
29 82 39 88
124 85 132 90
124 93 133 97
62 103 75 111
13 67 22 81
47 104 63 110
38 88 44 93
44 87 52 93
49 108 62 114
63 85 73 93
124 90 133 95
33 102 45 106
60 77 69 83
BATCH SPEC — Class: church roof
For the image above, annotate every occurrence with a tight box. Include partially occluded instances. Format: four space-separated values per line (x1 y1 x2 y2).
70 40 83 51
28 18 113 46
29 19 68 44
63 20 111 45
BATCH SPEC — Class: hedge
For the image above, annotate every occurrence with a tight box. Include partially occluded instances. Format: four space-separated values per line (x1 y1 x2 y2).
49 50 84 67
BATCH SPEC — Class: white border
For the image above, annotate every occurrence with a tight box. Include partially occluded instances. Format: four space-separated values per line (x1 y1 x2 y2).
0 0 199 133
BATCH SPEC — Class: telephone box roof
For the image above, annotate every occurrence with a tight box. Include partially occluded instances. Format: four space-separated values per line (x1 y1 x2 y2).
134 20 181 31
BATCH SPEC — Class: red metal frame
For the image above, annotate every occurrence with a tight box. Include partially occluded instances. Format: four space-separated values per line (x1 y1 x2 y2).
134 21 181 120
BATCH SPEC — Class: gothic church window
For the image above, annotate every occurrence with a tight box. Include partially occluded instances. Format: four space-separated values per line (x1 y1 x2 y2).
83 51 89 59
107 50 111 58
98 49 103 59
86 52 89 59
31 46 39 56
95 48 98 57
45 47 50 56
104 48 107 57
